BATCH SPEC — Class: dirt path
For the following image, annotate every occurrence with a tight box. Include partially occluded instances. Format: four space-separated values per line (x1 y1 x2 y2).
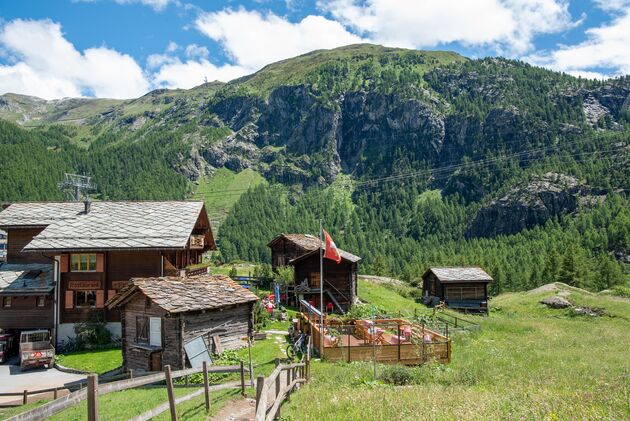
211 333 289 421
210 398 256 421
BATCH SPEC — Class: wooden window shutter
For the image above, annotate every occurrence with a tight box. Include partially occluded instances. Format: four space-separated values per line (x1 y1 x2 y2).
96 254 105 272
59 254 69 273
64 291 73 309
96 290 105 308
107 290 116 300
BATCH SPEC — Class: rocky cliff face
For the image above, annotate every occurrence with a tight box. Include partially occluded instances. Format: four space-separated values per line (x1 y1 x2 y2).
467 173 606 238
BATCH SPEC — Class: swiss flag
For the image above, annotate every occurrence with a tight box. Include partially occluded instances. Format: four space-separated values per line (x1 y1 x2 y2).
323 229 342 264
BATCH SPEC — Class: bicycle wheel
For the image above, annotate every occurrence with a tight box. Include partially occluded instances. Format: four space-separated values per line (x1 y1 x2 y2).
286 344 296 360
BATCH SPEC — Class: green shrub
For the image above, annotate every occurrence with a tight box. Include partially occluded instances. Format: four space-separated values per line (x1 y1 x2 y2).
380 365 415 386
73 313 113 350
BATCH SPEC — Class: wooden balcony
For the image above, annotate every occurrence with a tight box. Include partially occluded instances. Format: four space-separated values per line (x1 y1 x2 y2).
189 235 205 250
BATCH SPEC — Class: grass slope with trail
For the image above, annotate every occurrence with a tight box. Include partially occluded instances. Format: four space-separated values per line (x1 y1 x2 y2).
281 280 630 420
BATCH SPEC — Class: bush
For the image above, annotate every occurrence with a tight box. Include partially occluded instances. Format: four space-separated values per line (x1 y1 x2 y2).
380 365 415 386
73 313 113 351
253 301 270 331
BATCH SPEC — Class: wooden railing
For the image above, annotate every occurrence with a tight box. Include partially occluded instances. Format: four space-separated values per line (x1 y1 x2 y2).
0 387 64 408
7 361 249 421
254 340 311 421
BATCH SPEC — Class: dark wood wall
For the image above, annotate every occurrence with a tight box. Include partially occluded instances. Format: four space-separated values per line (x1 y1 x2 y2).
0 295 53 330
120 293 170 372
294 255 356 312
270 239 310 270
182 303 252 353
6 228 48 264
60 251 163 324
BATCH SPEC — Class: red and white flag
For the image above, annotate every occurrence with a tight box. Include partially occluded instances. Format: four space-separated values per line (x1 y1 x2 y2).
323 229 342 264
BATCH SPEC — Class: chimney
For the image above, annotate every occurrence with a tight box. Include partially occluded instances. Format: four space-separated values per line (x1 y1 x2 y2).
84 199 91 214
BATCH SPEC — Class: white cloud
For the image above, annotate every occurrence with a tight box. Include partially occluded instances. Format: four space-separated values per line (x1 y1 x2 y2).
148 42 247 89
526 9 630 77
152 59 247 89
185 43 209 59
114 0 172 12
195 8 364 71
320 0 574 54
0 19 149 99
593 0 630 11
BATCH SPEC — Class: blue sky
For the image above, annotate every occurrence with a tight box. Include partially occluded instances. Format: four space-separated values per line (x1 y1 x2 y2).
1 0 629 99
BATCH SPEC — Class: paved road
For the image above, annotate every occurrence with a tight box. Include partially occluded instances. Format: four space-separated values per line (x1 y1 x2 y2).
0 357 86 404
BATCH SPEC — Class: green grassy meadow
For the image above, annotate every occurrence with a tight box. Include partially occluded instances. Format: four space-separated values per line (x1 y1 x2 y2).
282 282 630 420
192 168 265 226
55 347 122 374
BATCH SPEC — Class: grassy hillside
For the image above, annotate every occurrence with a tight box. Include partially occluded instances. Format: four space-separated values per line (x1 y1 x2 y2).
283 283 630 420
192 168 265 226
228 43 466 97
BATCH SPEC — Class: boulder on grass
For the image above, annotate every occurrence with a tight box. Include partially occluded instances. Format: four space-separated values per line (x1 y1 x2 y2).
540 295 573 309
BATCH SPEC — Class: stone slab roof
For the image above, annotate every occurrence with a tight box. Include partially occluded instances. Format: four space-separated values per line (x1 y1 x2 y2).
0 263 54 295
270 233 361 263
0 202 84 228
107 275 259 313
0 201 207 252
424 267 493 283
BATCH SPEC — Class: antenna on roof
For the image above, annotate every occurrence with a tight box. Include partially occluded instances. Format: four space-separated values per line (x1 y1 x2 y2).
58 173 96 202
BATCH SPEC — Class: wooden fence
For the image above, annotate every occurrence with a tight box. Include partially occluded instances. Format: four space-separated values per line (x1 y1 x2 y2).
6 361 249 421
0 387 64 407
254 337 311 421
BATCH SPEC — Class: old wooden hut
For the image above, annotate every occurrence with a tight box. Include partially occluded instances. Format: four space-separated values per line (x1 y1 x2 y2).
106 275 258 372
267 234 361 313
421 267 493 314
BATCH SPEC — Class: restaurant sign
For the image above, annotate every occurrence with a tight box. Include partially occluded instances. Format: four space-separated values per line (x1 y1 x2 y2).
68 280 101 290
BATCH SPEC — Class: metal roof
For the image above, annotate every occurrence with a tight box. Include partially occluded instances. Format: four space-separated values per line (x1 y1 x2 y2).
107 275 259 313
424 267 493 283
0 263 54 295
0 201 210 252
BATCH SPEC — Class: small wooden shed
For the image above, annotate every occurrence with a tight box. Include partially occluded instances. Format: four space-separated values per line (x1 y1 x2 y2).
421 267 493 314
107 275 258 372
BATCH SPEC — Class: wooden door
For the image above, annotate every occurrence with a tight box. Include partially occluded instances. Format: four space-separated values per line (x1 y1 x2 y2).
150 352 162 371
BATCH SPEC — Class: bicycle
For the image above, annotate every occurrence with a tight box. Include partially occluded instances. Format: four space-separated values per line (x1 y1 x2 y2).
286 332 308 360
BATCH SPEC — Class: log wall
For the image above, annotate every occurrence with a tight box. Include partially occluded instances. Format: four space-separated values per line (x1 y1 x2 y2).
6 228 48 264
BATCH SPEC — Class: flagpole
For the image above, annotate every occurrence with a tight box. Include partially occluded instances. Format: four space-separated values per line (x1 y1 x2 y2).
319 219 324 354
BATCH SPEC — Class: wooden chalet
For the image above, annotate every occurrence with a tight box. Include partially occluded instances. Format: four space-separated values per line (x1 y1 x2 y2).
0 201 216 346
268 234 361 313
106 275 258 372
421 267 493 314
0 264 55 331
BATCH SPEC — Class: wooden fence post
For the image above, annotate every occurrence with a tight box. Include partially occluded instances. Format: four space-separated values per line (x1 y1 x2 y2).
22 390 28 405
275 359 281 398
53 387 58 400
240 360 246 396
202 361 210 413
87 374 99 421
255 375 265 412
164 365 178 421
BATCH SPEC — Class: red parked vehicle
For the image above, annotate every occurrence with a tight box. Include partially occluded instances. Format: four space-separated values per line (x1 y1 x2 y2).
0 332 17 363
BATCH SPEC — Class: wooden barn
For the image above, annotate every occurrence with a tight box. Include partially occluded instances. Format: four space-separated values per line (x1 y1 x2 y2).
268 234 361 313
107 275 258 372
421 267 493 314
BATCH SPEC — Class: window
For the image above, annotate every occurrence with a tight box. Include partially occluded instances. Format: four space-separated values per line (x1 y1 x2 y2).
2 297 11 308
136 316 149 345
149 317 162 347
71 254 97 272
36 296 45 307
75 291 96 308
